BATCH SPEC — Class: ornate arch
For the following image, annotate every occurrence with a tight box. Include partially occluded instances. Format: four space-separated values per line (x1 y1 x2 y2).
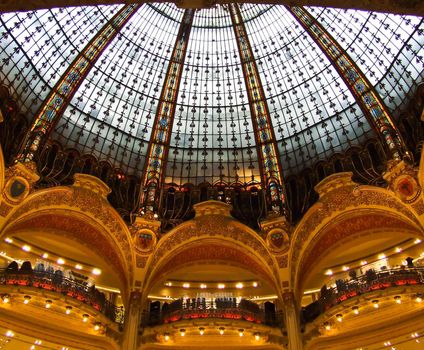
142 201 281 300
289 172 424 297
0 174 135 300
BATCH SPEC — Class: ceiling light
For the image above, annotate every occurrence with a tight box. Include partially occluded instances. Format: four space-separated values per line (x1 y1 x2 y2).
153 213 159 219
395 247 402 253
2 295 10 304
200 284 207 289
24 295 31 304
383 341 391 346
324 322 331 330
252 282 258 287
236 283 243 289
218 283 225 289
92 268 101 275
179 329 185 337
238 329 244 337
360 261 368 266
165 282 172 287
164 333 170 341
4 238 12 244
219 327 225 335
75 264 83 270
415 238 422 244
82 314 89 322
183 283 190 288
254 332 260 341
378 253 386 259
372 300 379 308
94 323 101 331
45 300 52 308
199 327 205 335
42 253 48 259
34 340 42 345
66 306 72 314
416 295 422 303
325 269 333 276
22 245 31 252
394 296 401 304
342 266 349 271
352 306 359 315
5 331 14 338
336 314 343 322
57 258 65 265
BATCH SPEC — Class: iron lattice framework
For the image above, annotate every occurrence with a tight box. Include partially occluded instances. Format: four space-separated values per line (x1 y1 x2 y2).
228 3 287 214
288 6 407 161
17 4 142 162
140 8 195 212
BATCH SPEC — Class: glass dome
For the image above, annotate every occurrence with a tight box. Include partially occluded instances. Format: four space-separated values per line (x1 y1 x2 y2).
0 4 423 188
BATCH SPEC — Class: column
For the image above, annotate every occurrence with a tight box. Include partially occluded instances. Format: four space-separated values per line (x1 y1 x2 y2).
283 291 303 350
140 9 195 213
228 3 287 216
17 4 142 162
122 291 143 350
287 6 408 161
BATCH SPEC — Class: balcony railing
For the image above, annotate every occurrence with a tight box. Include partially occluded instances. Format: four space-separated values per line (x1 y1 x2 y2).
302 267 424 324
143 298 283 327
0 268 124 324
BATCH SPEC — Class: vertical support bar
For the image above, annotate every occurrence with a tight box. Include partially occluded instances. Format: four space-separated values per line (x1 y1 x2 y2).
288 6 407 161
17 4 142 162
140 9 195 213
228 3 287 216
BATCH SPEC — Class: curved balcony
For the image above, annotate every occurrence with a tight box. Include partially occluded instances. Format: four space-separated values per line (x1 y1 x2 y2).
144 298 283 328
0 267 124 324
302 267 424 323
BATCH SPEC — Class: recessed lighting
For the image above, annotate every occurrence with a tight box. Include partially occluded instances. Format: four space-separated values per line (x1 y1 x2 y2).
325 269 333 276
164 333 169 341
352 306 359 315
252 282 258 287
180 329 185 336
57 258 65 265
372 300 379 308
361 261 368 266
82 314 89 322
219 327 225 335
342 266 349 271
238 329 244 337
45 300 52 308
199 327 205 335
92 268 101 275
42 253 49 259
200 284 207 289
75 264 83 270
236 283 243 289
65 306 72 314
254 332 260 341
218 284 225 289
183 283 190 288
395 247 402 253
34 340 42 345
5 330 14 337
22 245 31 252
336 314 343 322
4 238 12 244
394 296 401 304
24 295 31 304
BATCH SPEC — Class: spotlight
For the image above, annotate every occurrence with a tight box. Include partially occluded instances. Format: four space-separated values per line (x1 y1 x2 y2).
66 306 72 314
238 329 244 337
199 327 205 335
219 327 225 335
24 295 31 304
179 329 185 337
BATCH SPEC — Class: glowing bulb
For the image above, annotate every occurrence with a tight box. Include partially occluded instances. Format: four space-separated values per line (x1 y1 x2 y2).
254 333 260 341
94 324 100 331
394 296 401 304
416 296 422 303
395 247 402 253
200 284 207 289
236 283 243 289
22 245 31 252
183 283 190 288
373 300 379 308
414 238 422 244
361 261 368 266
180 329 185 337
378 253 386 259
4 238 12 243
352 306 359 315
238 329 244 337
5 330 14 337
325 269 333 276
42 253 49 259
45 300 52 308
66 306 72 314
153 213 159 219
34 340 42 345
92 268 101 275
164 333 170 341
219 327 225 335
336 314 343 322
252 282 258 287
30 345 35 350
24 295 31 304
218 284 225 289
342 266 349 271
324 322 331 331
82 314 89 322
57 258 65 265
199 328 205 336
2 295 10 304
75 264 83 270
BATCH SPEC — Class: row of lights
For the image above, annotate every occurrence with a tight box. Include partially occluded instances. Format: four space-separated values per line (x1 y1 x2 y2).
324 294 423 329
166 281 258 289
4 238 101 275
4 330 70 350
2 295 102 330
164 328 261 340
325 239 423 276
